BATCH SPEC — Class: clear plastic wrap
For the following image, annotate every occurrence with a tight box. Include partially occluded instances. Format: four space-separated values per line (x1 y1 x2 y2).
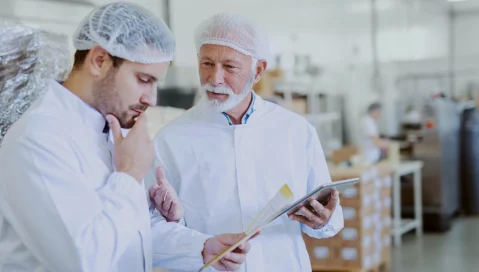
0 24 71 145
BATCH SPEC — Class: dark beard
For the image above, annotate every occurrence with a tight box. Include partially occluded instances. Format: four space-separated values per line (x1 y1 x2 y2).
92 67 136 129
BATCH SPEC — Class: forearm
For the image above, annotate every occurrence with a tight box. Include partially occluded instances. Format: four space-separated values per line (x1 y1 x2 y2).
151 212 212 271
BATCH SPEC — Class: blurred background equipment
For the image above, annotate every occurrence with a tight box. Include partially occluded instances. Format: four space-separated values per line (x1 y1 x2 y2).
3 0 479 271
0 22 71 146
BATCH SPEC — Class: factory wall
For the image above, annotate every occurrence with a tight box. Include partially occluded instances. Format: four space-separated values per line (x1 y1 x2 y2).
0 0 452 145
451 10 479 98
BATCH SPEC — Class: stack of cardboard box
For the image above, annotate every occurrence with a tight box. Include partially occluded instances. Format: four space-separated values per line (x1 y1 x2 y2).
304 162 392 271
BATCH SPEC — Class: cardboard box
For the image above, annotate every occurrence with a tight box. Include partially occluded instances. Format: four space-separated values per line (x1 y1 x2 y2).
303 233 341 267
330 146 359 164
307 244 341 267
340 181 375 207
381 187 392 199
342 207 375 229
337 226 376 248
338 242 375 270
290 98 307 115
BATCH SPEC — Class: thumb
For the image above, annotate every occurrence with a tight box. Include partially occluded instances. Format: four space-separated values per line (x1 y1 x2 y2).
220 233 246 246
106 115 123 143
325 189 339 210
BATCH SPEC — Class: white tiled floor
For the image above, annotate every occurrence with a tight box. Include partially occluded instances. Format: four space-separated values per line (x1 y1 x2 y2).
152 217 479 272
391 217 479 272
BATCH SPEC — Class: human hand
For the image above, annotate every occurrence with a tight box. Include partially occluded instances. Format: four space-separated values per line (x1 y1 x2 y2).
149 167 184 222
106 114 155 183
288 189 339 229
202 231 260 271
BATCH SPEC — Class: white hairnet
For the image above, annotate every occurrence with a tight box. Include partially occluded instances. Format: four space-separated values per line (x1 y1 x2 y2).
194 13 270 61
73 2 175 64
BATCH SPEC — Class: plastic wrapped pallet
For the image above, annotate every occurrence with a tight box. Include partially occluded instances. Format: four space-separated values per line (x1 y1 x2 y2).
304 161 393 271
0 23 71 146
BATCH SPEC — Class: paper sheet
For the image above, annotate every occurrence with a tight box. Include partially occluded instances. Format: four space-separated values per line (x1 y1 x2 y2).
199 184 294 271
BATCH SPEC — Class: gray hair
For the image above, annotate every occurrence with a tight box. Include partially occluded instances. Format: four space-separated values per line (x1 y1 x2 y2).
368 102 382 113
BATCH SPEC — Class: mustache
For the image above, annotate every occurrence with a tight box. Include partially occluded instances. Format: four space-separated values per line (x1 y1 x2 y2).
201 83 234 95
129 104 148 112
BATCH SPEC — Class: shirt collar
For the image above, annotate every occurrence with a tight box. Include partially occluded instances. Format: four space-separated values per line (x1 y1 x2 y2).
50 80 106 133
222 91 257 126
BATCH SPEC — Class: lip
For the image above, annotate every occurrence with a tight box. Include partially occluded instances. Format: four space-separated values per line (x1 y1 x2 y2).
132 109 144 115
207 91 228 98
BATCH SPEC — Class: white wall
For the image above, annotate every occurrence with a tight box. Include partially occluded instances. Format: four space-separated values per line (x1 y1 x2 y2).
0 0 165 55
167 0 451 143
0 0 453 144
452 10 479 97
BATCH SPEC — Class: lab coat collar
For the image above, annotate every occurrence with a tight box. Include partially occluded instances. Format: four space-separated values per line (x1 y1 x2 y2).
197 90 266 126
49 79 106 133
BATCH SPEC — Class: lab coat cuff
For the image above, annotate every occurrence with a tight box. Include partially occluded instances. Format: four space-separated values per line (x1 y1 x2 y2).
302 202 344 239
191 233 214 269
107 172 146 199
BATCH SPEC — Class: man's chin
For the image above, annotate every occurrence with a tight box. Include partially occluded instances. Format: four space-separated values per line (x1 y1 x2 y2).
119 118 136 129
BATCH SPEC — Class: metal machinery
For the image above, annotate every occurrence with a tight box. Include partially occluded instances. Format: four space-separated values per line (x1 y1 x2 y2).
400 98 461 232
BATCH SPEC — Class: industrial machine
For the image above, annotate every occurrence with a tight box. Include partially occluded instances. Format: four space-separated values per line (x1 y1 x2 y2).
400 98 461 232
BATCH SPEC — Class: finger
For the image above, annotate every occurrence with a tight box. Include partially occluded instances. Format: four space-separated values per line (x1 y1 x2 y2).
236 241 251 253
156 167 167 185
153 190 165 208
149 184 159 199
289 214 315 228
162 191 173 211
223 251 246 265
105 115 123 143
131 113 148 131
299 206 317 221
309 200 327 217
325 189 339 210
248 230 261 241
221 233 246 246
219 258 241 270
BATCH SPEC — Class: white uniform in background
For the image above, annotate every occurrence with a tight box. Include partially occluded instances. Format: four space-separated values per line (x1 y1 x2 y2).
360 115 381 164
146 92 344 272
0 80 210 272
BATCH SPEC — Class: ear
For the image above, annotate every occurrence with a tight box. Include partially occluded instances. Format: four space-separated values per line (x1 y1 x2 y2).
86 46 111 77
253 60 267 84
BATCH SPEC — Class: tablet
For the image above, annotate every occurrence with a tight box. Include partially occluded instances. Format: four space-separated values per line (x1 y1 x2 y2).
271 177 359 221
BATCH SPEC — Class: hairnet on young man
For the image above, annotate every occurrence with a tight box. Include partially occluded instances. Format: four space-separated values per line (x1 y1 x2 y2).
73 2 175 64
194 12 270 61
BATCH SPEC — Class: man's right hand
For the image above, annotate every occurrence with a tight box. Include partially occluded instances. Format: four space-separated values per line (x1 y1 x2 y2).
106 114 155 183
202 232 259 271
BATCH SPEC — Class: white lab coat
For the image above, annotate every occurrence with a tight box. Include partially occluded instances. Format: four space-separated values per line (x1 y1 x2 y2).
0 80 209 272
146 93 344 272
360 115 381 164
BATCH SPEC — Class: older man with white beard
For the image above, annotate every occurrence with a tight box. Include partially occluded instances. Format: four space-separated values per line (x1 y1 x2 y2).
146 13 344 272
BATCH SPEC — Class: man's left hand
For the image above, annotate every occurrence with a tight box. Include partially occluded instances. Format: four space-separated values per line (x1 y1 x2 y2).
149 167 184 222
288 189 339 229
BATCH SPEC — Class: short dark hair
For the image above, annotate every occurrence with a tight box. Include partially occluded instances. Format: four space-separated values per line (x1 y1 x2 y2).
73 50 125 69
368 102 382 113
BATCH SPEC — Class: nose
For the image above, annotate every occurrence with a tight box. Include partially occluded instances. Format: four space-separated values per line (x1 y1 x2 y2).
209 65 225 86
140 88 156 107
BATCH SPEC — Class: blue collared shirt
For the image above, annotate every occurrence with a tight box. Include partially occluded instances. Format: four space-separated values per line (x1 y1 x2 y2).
222 92 256 125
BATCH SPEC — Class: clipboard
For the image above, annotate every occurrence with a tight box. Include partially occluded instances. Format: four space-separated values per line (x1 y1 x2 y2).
198 177 359 271
270 177 359 222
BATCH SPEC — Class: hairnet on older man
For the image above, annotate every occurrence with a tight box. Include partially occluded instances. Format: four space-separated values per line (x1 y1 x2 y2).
73 2 175 64
194 12 270 61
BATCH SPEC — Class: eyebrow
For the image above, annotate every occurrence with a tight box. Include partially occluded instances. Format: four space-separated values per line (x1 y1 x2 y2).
200 57 241 66
137 72 158 82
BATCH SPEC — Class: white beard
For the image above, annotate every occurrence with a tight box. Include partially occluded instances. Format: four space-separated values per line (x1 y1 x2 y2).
200 73 255 112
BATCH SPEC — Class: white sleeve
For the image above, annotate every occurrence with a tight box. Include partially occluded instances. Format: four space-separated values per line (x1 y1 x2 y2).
301 124 344 239
0 132 148 272
144 158 212 271
363 117 379 137
150 208 212 270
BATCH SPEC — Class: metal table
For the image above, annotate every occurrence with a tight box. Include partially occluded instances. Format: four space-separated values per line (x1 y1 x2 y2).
392 161 424 247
